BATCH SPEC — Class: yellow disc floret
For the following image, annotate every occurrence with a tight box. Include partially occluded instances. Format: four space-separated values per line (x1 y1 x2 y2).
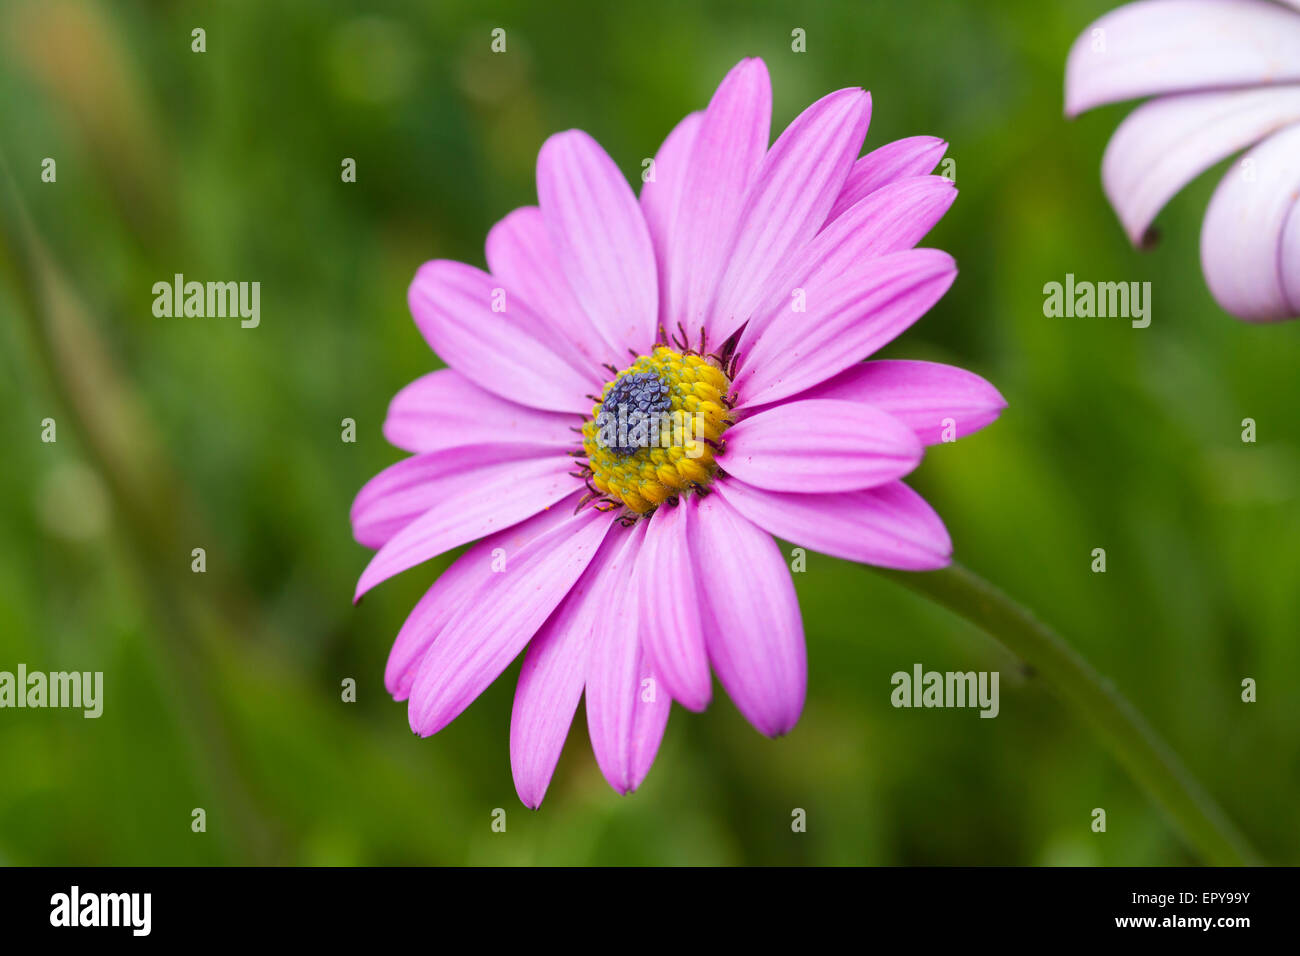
580 346 733 515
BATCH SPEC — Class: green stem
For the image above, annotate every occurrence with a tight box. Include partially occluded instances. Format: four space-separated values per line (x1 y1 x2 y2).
875 562 1259 866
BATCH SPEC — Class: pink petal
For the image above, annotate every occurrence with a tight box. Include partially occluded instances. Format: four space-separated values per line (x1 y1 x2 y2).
663 58 772 343
354 454 577 600
484 206 609 366
716 478 952 571
585 521 670 794
636 498 711 711
385 554 483 702
721 399 922 493
409 260 597 415
641 110 702 319
1065 0 1300 117
537 130 659 356
407 504 613 736
817 175 957 262
351 445 557 549
509 531 624 808
790 360 1006 445
625 650 671 792
383 369 579 455
707 88 872 344
692 493 805 737
737 175 957 353
385 504 579 700
824 135 949 225
1102 87 1300 244
1200 122 1300 321
734 248 958 408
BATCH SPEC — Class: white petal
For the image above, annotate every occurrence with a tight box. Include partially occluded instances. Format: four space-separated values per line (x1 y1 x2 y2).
1102 86 1300 243
1200 123 1300 321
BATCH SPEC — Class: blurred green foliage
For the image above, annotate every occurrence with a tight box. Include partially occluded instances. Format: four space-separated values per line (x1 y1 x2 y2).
1 0 1297 865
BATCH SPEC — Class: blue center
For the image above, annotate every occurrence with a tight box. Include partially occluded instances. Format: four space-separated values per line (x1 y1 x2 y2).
599 371 671 456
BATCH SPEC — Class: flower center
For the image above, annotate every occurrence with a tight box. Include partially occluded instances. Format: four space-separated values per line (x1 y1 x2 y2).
579 346 733 515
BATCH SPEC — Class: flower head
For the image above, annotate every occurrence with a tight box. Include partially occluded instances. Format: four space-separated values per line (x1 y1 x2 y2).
1066 0 1300 321
352 58 1005 806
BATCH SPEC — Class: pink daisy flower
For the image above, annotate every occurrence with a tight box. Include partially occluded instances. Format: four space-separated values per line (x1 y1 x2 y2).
1066 0 1300 321
352 58 1005 807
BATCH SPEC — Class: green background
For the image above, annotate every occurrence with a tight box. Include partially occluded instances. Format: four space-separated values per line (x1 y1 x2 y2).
2 0 1297 865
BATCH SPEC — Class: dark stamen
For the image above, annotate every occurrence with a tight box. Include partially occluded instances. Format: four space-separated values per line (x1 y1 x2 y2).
598 371 672 456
